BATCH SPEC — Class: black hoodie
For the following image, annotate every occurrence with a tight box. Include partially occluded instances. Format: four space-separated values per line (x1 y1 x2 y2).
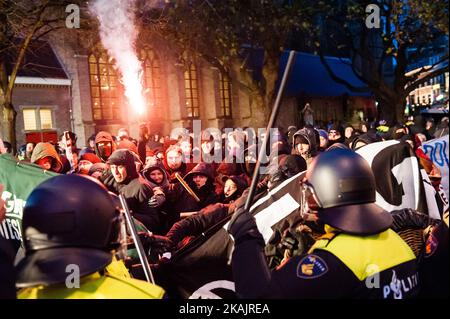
105 149 160 232
327 124 345 147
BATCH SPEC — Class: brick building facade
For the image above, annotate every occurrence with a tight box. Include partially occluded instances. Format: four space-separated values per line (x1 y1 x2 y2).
5 33 375 149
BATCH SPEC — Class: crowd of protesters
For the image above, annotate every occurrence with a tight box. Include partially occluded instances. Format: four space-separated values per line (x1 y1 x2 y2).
0 112 448 299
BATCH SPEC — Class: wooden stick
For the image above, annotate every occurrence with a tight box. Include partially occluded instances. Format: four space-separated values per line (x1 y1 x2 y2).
175 172 201 202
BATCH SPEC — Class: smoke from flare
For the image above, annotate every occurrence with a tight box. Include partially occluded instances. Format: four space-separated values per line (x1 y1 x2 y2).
90 0 145 115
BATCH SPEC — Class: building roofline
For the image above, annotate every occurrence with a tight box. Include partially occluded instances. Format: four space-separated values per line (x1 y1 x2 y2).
11 76 71 86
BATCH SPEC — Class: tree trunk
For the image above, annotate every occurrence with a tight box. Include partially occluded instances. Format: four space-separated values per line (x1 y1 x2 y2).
248 91 269 128
1 101 17 153
377 94 406 125
393 99 406 124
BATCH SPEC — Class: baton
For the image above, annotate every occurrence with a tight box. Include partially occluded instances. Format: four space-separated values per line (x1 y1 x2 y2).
119 194 155 285
244 50 296 211
174 172 201 202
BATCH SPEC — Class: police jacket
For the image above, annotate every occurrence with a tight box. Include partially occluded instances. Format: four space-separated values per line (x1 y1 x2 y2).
18 259 165 299
232 225 419 299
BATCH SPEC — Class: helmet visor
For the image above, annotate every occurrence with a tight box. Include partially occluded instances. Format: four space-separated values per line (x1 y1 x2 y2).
300 181 322 220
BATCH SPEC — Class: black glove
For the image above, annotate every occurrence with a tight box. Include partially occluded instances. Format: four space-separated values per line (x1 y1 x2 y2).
139 232 174 255
227 205 264 246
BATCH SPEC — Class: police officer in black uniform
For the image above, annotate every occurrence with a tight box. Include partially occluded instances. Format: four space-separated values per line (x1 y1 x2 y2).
228 148 419 299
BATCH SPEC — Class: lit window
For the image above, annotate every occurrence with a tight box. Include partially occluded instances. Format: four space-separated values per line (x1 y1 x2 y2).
23 109 37 131
140 48 162 115
88 52 120 120
40 109 53 129
184 63 200 118
219 72 232 118
23 108 53 131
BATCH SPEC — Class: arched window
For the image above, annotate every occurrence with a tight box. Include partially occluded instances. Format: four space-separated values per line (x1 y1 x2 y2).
219 72 232 118
140 48 162 114
88 52 120 120
184 63 200 118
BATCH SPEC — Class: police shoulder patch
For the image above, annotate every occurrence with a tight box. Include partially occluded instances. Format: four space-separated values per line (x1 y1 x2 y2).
424 231 438 258
296 254 329 279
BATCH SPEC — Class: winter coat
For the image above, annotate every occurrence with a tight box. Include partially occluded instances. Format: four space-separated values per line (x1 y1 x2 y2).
104 150 160 233
165 162 219 220
184 162 218 206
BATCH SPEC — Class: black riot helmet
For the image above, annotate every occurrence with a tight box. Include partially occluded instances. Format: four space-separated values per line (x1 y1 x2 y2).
302 148 392 235
15 174 121 288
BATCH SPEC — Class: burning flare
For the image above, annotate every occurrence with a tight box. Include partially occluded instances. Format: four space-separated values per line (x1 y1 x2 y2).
90 0 145 115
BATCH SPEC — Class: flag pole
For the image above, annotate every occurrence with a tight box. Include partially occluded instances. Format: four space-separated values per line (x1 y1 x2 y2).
244 50 296 211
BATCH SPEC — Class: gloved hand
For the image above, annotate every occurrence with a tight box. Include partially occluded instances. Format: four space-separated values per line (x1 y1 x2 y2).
149 187 166 208
227 204 264 246
139 232 174 255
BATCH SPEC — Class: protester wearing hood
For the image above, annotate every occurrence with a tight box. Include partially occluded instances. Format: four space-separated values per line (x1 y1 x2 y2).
327 124 345 147
95 131 117 162
292 126 318 166
215 156 245 196
316 129 329 151
349 132 381 150
183 162 218 209
344 125 354 140
143 164 169 206
142 163 175 233
143 163 170 190
105 149 160 232
344 125 358 146
162 162 219 231
31 142 63 173
220 175 248 204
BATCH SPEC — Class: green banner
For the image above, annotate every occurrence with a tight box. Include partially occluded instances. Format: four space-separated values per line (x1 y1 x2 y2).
0 154 59 253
